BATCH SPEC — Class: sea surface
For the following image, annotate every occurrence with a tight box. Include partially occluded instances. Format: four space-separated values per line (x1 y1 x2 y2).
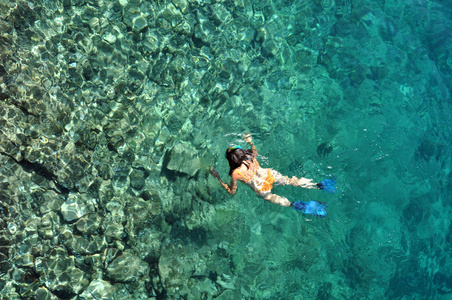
0 0 451 299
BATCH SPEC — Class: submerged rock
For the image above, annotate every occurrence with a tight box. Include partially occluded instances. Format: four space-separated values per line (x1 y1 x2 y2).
106 250 149 282
166 143 200 176
132 15 147 32
60 195 90 222
79 279 114 300
38 211 60 239
35 247 88 296
158 237 222 297
35 286 58 300
40 190 65 214
75 213 101 235
129 168 145 190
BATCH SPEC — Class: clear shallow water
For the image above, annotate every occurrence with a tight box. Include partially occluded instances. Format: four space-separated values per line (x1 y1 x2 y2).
0 0 451 299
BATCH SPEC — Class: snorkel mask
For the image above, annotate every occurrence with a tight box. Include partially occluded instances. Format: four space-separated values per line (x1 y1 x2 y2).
228 144 242 151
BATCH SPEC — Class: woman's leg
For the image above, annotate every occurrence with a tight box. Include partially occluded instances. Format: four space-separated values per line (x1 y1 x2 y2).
288 176 317 188
271 169 318 189
260 192 292 207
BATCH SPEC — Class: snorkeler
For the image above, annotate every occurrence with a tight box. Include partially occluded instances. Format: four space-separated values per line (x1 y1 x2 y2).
210 134 336 215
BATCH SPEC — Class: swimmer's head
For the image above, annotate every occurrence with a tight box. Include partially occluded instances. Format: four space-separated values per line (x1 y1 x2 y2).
225 145 254 175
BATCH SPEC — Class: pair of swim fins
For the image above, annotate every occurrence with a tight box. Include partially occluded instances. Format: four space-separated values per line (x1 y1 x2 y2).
293 179 337 217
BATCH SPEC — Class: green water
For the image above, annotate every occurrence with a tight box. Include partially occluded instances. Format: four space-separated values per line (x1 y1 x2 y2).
0 0 451 299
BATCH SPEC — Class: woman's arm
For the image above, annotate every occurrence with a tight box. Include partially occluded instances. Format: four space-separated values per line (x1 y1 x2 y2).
244 134 257 156
210 168 238 194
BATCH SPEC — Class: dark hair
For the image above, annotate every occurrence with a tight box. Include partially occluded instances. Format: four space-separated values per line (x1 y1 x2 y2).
225 148 255 176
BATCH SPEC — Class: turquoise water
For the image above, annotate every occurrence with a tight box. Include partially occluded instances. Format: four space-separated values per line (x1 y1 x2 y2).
0 0 451 299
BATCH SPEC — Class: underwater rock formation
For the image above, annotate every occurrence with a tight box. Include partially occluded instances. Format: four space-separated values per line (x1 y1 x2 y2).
0 0 450 298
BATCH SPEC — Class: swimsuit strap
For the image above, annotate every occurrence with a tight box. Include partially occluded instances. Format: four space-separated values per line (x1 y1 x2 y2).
236 168 257 183
235 158 258 183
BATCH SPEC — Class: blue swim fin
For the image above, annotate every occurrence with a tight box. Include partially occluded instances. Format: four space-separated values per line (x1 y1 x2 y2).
293 200 327 217
317 178 337 193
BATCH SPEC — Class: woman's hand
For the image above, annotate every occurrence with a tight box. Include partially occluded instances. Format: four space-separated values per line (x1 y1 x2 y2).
244 133 252 144
211 167 237 194
210 167 220 179
244 133 257 155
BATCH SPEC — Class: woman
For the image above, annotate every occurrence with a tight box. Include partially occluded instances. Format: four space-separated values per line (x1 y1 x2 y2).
210 134 325 207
